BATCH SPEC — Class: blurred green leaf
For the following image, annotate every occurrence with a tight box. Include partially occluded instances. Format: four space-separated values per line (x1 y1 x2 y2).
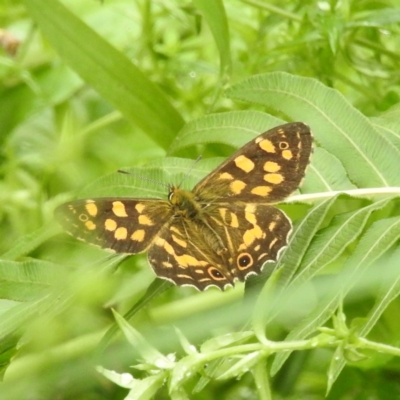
24 0 185 149
0 260 60 302
97 366 165 399
192 0 231 78
217 351 260 380
113 310 174 369
1 226 59 261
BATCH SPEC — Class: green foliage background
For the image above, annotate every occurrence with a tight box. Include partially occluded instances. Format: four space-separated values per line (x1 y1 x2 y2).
1 0 400 399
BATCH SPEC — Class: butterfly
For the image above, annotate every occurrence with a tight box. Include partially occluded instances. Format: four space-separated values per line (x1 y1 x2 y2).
55 122 313 290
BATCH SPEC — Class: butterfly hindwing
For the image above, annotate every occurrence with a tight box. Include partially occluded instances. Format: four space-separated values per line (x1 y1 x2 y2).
218 203 292 282
147 203 292 290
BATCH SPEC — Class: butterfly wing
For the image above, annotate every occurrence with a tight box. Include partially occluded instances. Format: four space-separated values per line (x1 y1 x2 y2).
147 217 231 290
55 198 172 254
212 202 292 282
147 202 291 290
193 122 312 203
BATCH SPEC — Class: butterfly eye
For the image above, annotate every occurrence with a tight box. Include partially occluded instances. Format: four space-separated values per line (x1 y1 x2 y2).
208 267 225 281
237 253 254 270
279 141 289 150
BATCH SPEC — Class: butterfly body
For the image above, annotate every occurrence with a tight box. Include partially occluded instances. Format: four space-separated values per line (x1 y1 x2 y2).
56 122 313 290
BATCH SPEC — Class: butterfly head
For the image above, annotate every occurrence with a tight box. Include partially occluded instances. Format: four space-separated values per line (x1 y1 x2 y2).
168 185 201 219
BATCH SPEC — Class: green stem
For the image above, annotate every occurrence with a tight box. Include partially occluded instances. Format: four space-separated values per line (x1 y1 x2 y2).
357 337 400 357
241 0 302 22
195 336 338 365
81 111 122 138
354 38 400 61
252 359 272 400
289 187 400 203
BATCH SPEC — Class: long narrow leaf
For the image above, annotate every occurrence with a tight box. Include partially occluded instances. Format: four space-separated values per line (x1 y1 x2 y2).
327 232 400 390
192 0 231 77
276 195 342 290
24 0 184 149
289 197 392 288
1 226 59 261
227 72 400 187
253 195 340 339
272 211 400 376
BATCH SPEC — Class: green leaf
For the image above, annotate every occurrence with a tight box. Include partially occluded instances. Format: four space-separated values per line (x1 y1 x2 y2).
169 111 284 155
192 0 231 78
275 194 341 291
0 260 60 302
97 279 171 354
302 147 357 192
0 65 82 143
0 293 53 343
327 345 345 395
112 310 174 369
0 334 18 380
358 246 400 338
370 117 400 152
270 197 396 373
271 210 400 376
327 229 400 390
350 8 400 27
0 254 123 343
175 327 198 355
252 268 282 344
76 157 223 199
169 387 190 400
97 366 165 400
24 0 184 149
227 72 400 187
1 226 59 261
250 195 340 329
169 353 206 394
287 197 391 289
201 331 254 353
216 351 261 380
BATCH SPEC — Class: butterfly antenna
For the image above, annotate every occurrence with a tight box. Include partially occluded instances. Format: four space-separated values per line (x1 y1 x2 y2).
117 169 170 189
178 155 202 188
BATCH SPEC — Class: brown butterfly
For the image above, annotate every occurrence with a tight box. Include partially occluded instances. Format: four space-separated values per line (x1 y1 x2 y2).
56 122 313 290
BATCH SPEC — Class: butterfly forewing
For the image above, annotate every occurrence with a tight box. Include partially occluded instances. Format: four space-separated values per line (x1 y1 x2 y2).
193 122 312 203
55 198 172 253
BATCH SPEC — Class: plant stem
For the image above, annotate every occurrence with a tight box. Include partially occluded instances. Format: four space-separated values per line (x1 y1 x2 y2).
289 187 400 203
241 0 302 22
253 359 273 400
357 337 400 357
